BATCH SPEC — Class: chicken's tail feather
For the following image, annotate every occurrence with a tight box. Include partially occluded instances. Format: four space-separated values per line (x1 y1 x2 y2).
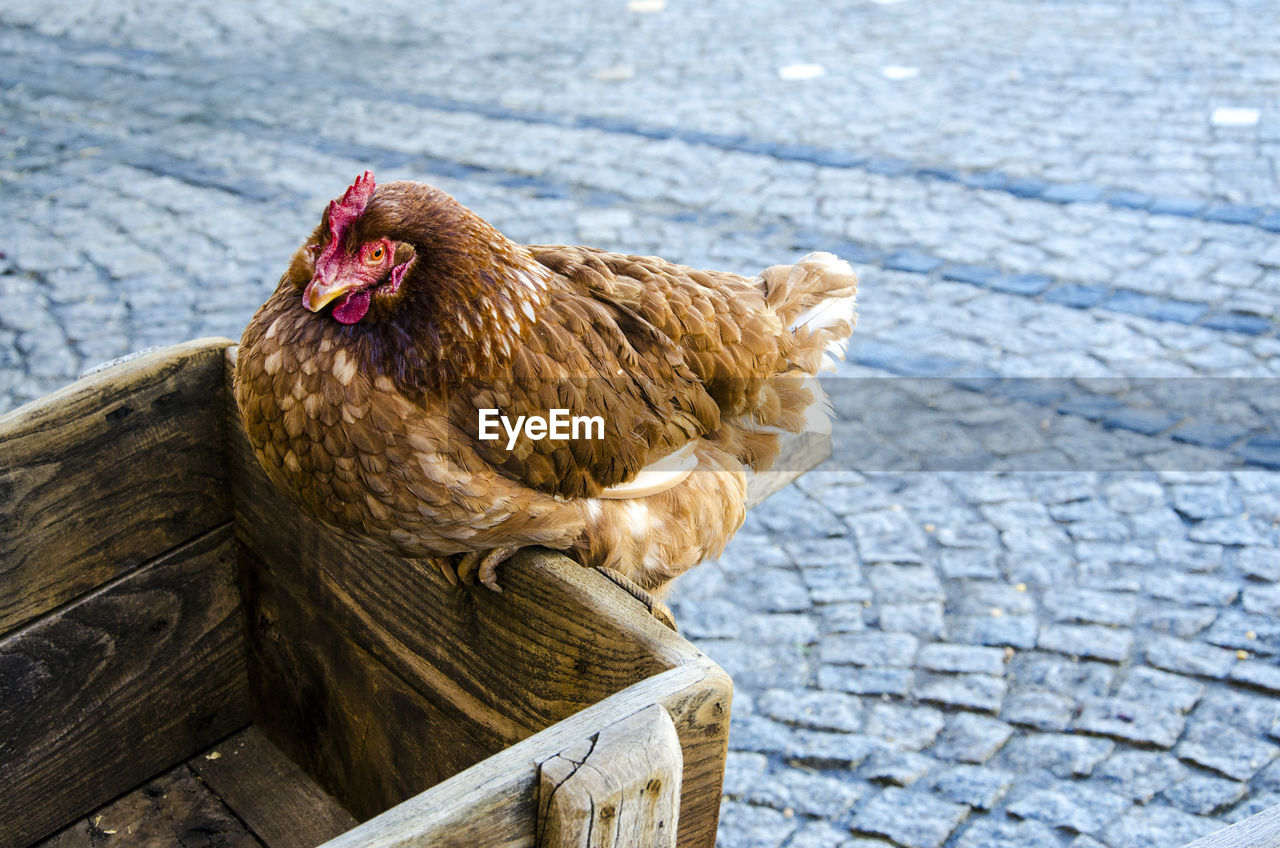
760 251 859 374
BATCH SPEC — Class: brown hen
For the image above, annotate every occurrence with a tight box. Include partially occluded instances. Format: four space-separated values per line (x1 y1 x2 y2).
235 172 857 594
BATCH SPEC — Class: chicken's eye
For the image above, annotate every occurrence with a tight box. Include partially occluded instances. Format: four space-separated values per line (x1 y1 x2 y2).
367 244 386 264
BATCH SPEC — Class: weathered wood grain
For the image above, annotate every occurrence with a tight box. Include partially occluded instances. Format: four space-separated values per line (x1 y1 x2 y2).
319 661 728 848
238 544 500 821
190 726 358 848
744 430 831 510
0 337 234 636
35 767 265 848
537 704 682 848
0 525 251 848
224 348 731 848
1180 802 1280 848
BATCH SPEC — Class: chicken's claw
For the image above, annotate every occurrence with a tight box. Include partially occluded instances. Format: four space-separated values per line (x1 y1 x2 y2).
428 555 459 586
455 545 520 592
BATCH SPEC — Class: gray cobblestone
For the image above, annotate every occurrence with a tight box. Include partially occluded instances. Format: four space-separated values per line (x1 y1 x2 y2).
1095 751 1190 803
997 733 1115 779
1007 782 1129 835
1176 720 1279 781
1144 635 1238 678
6 6 1280 846
854 787 969 848
931 713 1014 764
1161 775 1248 817
744 767 866 819
952 818 1059 848
1073 698 1186 749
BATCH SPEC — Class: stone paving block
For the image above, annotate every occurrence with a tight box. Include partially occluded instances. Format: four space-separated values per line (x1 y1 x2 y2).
1007 782 1130 835
916 673 1008 713
930 713 1014 764
1038 623 1134 662
929 764 1014 810
997 733 1115 779
1000 689 1075 731
949 616 1038 653
745 766 867 818
730 714 798 756
740 613 820 645
1103 479 1167 513
879 602 946 637
675 598 746 640
1145 572 1241 607
1243 583 1280 616
917 644 1008 676
819 632 919 667
1176 720 1279 781
1189 517 1270 546
1115 665 1205 713
756 688 864 733
952 817 1060 848
1236 548 1280 581
723 751 769 798
1170 485 1239 519
1204 610 1279 656
784 822 860 848
1144 634 1237 678
1224 791 1280 824
864 702 946 751
1073 698 1186 748
703 640 811 689
1100 804 1220 848
862 749 938 786
1138 601 1219 639
818 665 914 697
1195 688 1280 737
1095 750 1190 802
868 564 944 604
938 549 1000 579
715 800 797 848
847 511 928 563
1009 652 1116 700
727 567 813 613
853 787 969 848
786 730 890 769
1228 660 1280 694
818 602 868 634
1161 774 1248 817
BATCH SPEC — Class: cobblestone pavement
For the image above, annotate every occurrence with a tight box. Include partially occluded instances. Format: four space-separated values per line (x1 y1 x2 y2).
3 2 1279 846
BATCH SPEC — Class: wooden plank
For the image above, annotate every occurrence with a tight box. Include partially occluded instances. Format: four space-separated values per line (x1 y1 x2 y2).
744 430 831 509
0 525 252 848
1180 802 1280 848
190 727 358 848
319 661 728 848
34 766 265 848
0 337 234 636
537 704 682 848
224 348 731 848
238 545 500 821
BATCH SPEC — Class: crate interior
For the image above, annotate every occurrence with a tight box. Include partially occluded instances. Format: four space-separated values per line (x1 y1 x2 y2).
0 340 707 848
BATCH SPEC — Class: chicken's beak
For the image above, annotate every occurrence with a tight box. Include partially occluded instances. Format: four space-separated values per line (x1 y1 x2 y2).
303 276 363 312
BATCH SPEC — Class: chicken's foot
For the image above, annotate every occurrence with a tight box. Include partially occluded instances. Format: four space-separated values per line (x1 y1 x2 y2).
455 545 520 592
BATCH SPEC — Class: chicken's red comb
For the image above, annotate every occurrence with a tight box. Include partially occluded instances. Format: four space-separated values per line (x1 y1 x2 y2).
327 171 376 243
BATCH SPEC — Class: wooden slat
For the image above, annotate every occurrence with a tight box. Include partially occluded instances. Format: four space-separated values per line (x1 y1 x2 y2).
34 766 265 848
237 544 500 821
190 727 358 848
223 348 731 848
1180 803 1280 848
320 662 728 848
537 704 682 848
744 431 831 509
0 525 252 848
0 337 234 636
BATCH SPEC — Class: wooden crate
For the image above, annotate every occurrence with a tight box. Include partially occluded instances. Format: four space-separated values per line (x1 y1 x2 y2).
0 338 825 848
